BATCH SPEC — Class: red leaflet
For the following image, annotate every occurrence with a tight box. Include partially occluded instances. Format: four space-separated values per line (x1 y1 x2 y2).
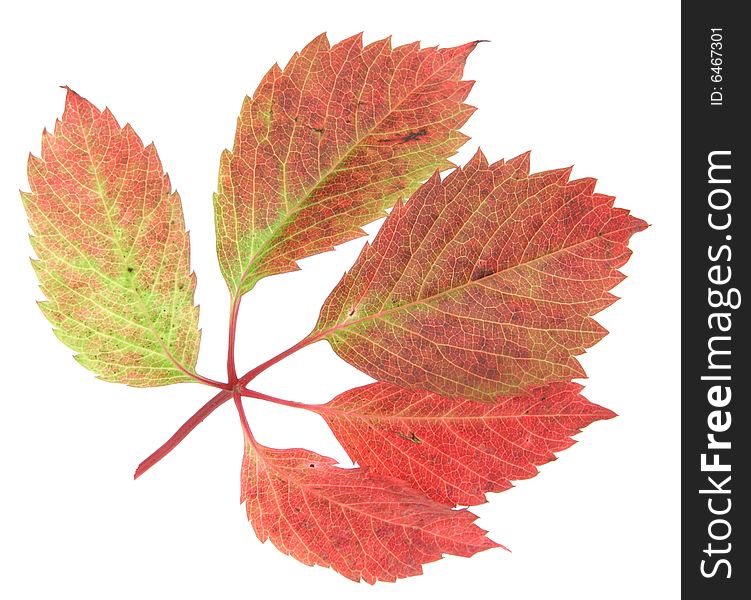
241 442 499 583
315 150 647 400
317 382 614 506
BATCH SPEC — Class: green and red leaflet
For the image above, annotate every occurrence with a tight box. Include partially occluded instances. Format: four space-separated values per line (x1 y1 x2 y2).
20 33 645 583
215 33 477 298
23 89 204 387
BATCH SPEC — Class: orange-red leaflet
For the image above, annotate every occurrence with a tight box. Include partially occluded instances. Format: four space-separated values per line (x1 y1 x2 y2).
314 150 647 401
316 381 615 506
242 442 499 583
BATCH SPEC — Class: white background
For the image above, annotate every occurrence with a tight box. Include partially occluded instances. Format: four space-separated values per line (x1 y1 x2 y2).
0 1 680 598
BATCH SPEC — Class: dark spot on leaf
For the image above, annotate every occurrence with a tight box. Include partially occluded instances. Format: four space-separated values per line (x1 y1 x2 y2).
471 267 494 281
309 463 315 468
400 128 428 143
379 128 428 144
127 267 134 273
348 308 355 317
397 431 422 444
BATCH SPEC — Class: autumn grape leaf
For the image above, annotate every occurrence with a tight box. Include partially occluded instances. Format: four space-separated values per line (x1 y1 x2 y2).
313 150 647 401
214 33 478 297
19 32 647 586
316 381 614 506
241 441 499 583
22 89 201 386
